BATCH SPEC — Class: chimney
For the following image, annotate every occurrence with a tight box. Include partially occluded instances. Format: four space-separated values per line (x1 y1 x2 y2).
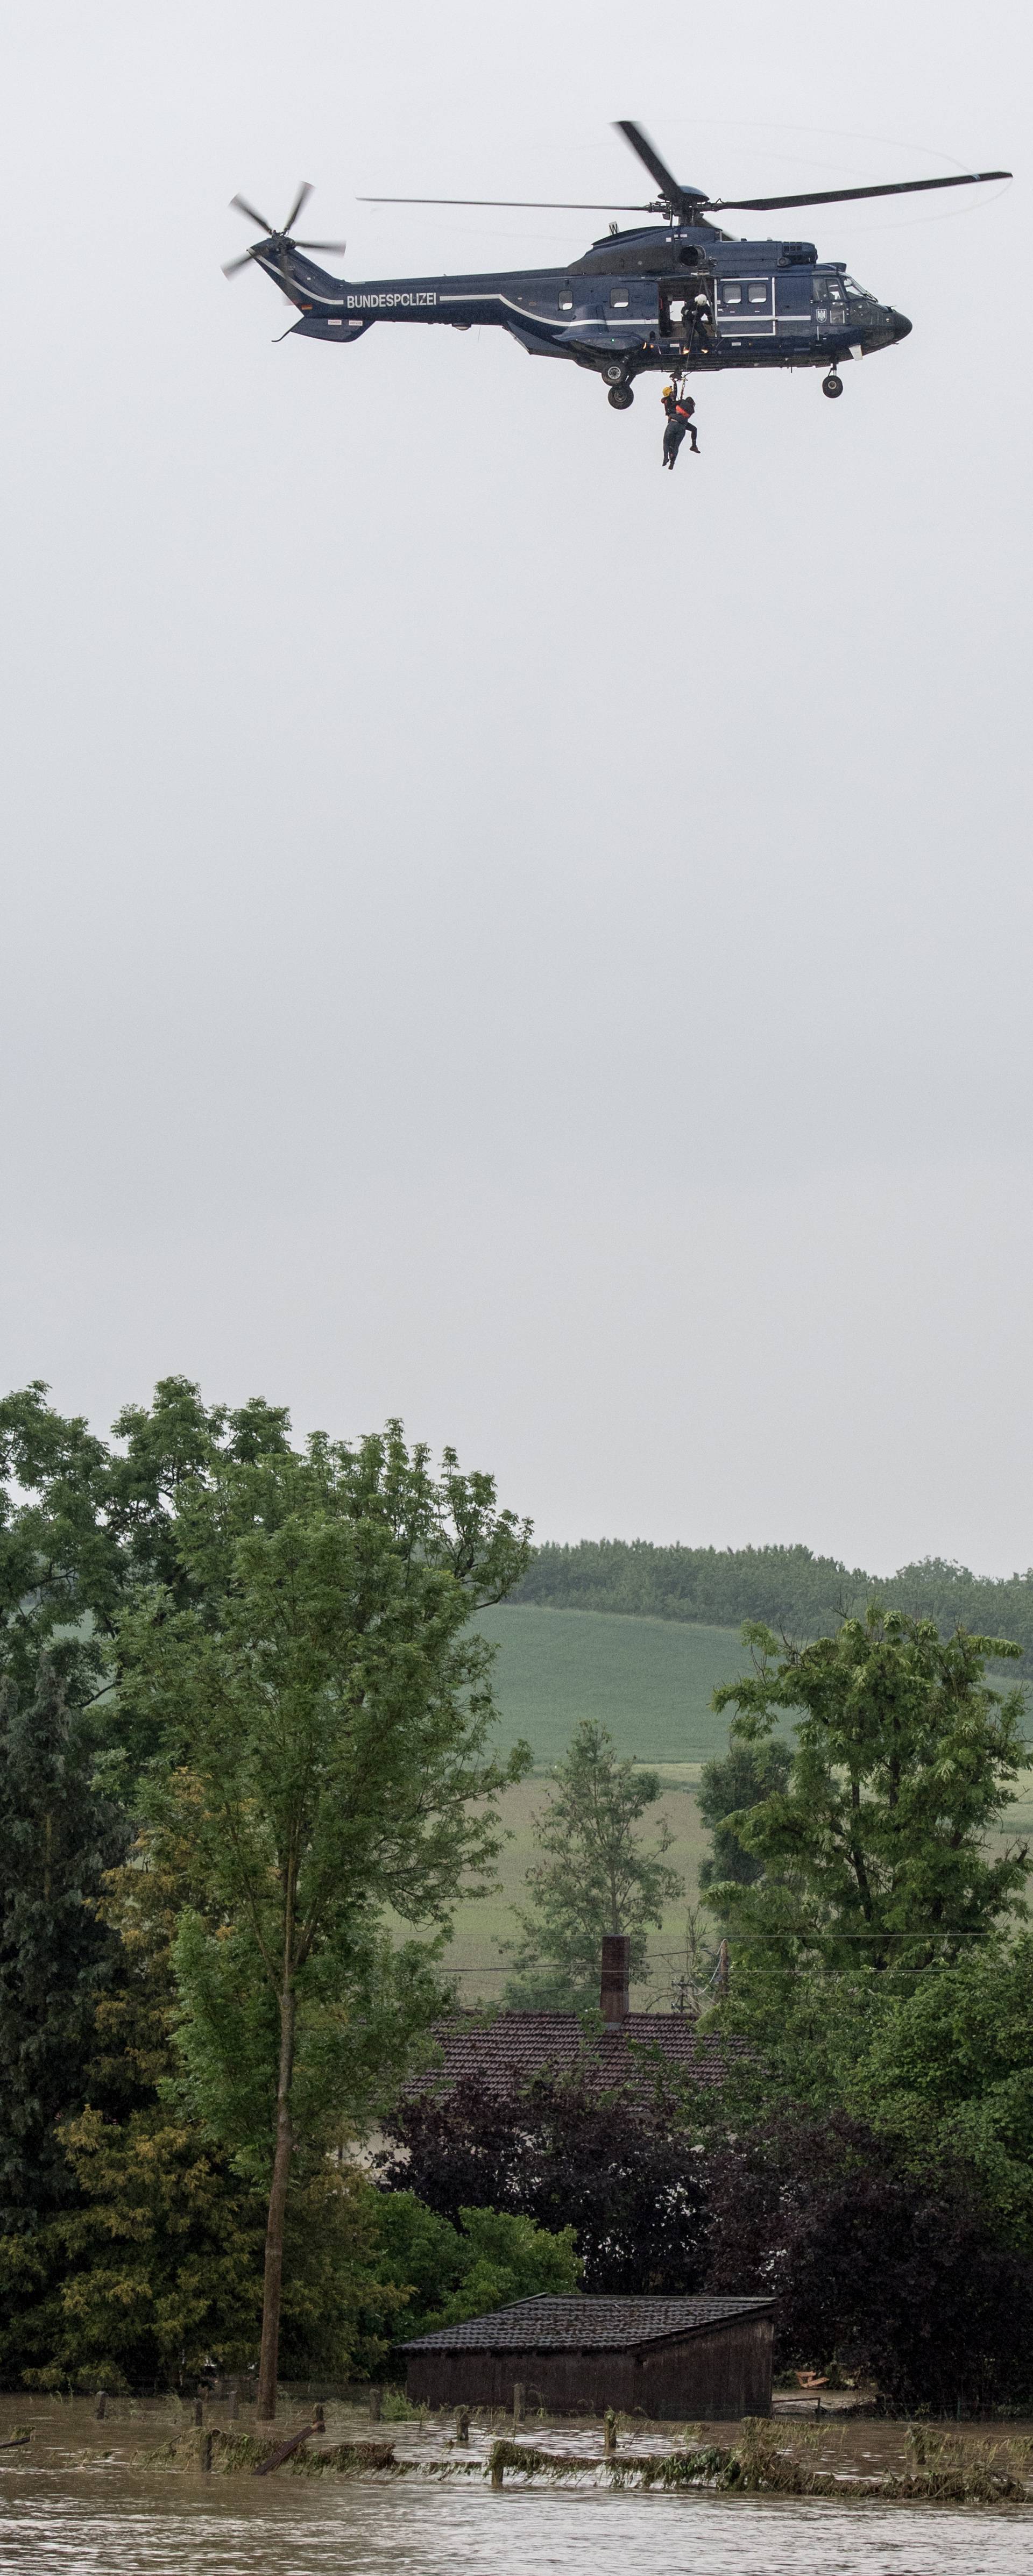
600 1934 631 2025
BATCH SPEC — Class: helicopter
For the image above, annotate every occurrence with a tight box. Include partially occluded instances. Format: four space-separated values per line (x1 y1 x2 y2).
223 121 1010 409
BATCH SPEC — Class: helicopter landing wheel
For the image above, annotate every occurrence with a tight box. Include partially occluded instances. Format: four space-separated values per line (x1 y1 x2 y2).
603 360 628 386
608 383 634 409
822 370 844 399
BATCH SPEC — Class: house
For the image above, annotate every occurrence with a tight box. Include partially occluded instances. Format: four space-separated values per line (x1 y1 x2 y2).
402 2292 775 2420
418 1935 746 2103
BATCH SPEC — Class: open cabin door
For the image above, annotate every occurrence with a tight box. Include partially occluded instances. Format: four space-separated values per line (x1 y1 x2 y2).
659 276 714 357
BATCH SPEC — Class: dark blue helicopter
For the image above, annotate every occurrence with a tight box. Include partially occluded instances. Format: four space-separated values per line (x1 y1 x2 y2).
223 122 1009 409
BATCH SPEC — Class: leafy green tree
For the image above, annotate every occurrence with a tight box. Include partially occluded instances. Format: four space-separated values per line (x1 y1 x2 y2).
22 1822 397 2395
23 1823 267 2393
705 1610 1029 1974
369 2191 580 2343
0 1377 291 1723
840 1934 1033 2246
697 1740 792 1890
116 1425 532 2417
503 1720 682 2009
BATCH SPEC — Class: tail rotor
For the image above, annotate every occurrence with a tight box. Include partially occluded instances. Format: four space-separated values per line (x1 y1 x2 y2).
222 183 347 279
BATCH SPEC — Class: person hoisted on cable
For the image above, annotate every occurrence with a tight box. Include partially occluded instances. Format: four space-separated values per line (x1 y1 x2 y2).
661 384 699 471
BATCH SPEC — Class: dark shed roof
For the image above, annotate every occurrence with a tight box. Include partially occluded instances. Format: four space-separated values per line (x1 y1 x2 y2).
419 2013 747 2100
402 2295 774 2353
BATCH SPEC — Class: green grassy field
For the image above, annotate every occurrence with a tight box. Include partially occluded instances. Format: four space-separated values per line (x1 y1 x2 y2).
473 1603 753 1770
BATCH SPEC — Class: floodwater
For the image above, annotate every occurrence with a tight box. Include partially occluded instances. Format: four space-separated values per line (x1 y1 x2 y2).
1 2399 1030 2576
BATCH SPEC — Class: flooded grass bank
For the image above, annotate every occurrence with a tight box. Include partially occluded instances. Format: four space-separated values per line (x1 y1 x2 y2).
3 2390 1033 2490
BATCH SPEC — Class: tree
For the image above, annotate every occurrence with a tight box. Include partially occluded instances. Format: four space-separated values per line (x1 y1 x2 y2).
501 1721 683 2009
381 2072 710 2294
0 1377 292 1725
117 1425 532 2417
705 1610 1029 1973
26 1820 267 2394
370 2192 580 2343
29 1822 407 2395
703 2111 1033 2414
0 1663 124 2204
841 1933 1033 2246
697 1740 792 1891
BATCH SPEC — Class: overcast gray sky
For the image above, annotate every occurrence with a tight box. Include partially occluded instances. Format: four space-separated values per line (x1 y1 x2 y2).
1 2 1029 1574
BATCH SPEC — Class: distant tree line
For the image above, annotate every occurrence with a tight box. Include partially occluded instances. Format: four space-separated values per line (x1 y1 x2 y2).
514 1538 1033 1668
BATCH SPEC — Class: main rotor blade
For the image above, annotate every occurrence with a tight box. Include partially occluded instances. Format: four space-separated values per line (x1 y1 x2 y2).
230 192 275 231
282 181 314 233
614 120 693 209
293 237 349 251
709 169 1011 212
357 194 655 210
222 248 257 275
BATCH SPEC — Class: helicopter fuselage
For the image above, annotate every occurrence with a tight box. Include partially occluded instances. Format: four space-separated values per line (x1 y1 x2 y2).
256 216 911 386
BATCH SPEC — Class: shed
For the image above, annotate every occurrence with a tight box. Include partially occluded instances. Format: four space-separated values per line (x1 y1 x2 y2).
402 2293 775 2421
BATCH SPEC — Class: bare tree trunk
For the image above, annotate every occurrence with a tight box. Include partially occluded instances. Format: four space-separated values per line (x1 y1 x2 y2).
256 1981 296 2421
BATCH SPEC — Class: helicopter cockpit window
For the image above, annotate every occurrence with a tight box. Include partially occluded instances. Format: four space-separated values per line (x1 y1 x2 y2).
844 277 869 300
610 286 629 309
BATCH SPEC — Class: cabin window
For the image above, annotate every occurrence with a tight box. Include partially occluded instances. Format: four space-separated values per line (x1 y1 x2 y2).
721 282 743 308
558 289 574 311
747 282 768 307
610 286 629 309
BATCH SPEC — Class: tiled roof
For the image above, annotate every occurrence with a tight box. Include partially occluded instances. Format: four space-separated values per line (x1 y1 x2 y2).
402 2295 774 2353
414 2012 747 2098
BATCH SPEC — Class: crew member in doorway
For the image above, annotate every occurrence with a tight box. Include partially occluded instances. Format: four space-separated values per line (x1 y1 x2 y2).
661 385 699 469
690 291 714 355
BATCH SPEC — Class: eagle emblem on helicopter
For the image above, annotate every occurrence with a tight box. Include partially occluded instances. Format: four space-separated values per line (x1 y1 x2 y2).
224 121 1009 415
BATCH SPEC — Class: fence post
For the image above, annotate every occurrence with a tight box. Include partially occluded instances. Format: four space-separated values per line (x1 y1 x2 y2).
513 2382 525 2427
604 2409 618 2456
369 2388 382 2422
456 2408 470 2444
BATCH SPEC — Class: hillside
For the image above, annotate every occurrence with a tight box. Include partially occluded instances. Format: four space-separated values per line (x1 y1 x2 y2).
474 1602 752 1769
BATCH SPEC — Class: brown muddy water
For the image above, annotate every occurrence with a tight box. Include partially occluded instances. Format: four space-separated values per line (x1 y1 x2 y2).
1 2395 1030 2576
